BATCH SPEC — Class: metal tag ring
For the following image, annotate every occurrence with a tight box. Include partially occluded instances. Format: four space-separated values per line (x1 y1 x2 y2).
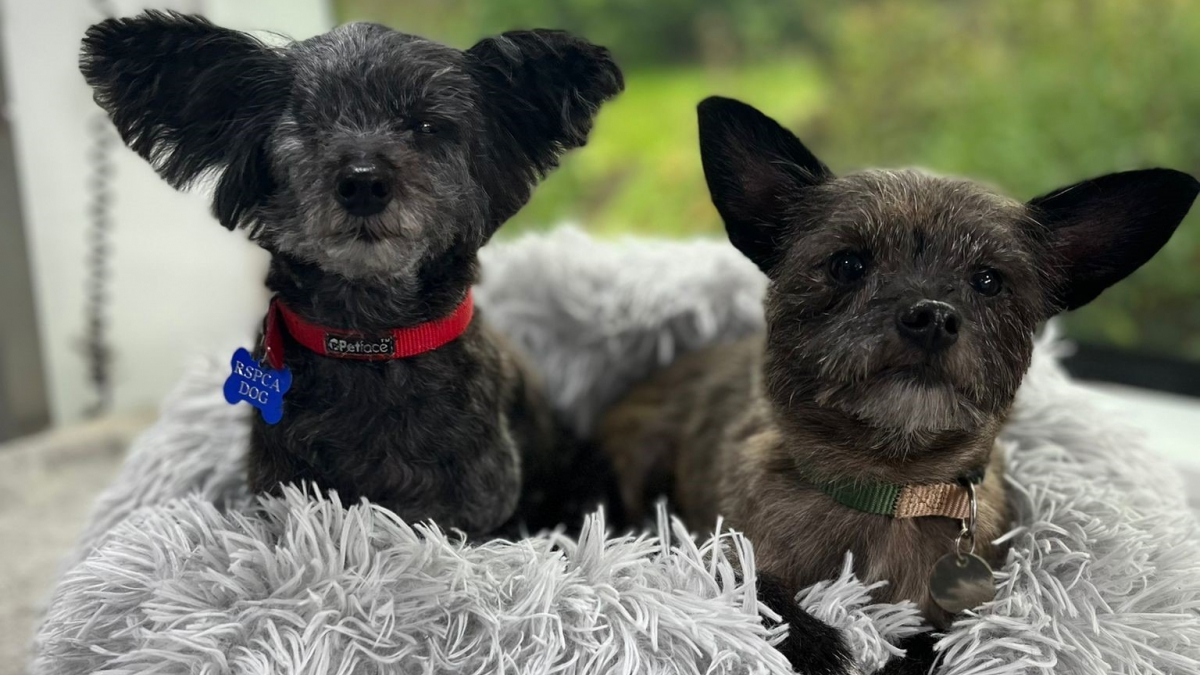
954 482 979 557
955 522 976 557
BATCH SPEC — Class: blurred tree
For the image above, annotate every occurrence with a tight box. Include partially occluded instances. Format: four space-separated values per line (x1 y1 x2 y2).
339 0 829 66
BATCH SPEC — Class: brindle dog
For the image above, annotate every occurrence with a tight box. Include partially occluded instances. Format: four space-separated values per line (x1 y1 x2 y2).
600 96 1197 672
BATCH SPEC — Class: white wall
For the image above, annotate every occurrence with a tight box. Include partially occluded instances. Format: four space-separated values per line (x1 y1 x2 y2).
2 0 333 424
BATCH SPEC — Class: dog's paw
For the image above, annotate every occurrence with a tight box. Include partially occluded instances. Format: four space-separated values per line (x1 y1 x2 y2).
874 632 939 675
774 607 857 675
756 572 855 675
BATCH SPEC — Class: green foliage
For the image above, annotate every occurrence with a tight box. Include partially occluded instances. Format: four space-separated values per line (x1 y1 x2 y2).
335 0 1200 360
338 0 829 66
506 63 824 239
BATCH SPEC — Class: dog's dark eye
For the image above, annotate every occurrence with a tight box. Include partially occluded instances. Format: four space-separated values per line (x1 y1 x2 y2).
828 251 868 284
971 269 1004 296
417 121 437 135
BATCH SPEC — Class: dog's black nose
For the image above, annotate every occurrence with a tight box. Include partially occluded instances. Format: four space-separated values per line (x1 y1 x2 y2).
896 300 960 352
334 162 393 217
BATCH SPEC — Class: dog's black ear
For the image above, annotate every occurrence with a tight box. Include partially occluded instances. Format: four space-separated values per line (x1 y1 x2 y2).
468 30 623 226
1029 169 1198 312
80 11 291 230
698 97 832 275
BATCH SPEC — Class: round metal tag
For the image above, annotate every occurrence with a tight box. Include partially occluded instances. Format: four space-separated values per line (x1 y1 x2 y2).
929 552 995 614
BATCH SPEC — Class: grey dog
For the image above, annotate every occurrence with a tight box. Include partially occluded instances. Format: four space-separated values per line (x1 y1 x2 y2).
80 11 624 536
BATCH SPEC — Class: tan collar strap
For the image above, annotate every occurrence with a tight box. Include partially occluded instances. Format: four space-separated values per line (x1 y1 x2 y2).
894 482 972 519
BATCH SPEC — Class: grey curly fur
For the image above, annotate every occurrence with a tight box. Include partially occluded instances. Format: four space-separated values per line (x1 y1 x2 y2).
78 11 625 535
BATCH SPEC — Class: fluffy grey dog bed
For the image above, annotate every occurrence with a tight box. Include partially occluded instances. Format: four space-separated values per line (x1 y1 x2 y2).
32 230 1200 674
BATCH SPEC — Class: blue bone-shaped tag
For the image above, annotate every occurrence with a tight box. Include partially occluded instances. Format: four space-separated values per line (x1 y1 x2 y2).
223 348 291 424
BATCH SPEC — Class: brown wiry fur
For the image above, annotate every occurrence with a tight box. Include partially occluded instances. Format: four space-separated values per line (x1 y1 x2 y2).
600 167 1034 628
602 337 1007 628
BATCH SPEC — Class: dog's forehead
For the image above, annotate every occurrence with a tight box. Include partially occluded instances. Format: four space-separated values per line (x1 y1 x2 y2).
815 169 1027 245
291 22 469 87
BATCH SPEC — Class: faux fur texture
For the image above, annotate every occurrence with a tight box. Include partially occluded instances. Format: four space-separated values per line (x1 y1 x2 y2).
32 229 1200 674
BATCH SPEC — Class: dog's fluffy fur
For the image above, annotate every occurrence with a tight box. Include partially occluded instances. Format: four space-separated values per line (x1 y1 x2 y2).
599 97 1198 672
79 11 623 535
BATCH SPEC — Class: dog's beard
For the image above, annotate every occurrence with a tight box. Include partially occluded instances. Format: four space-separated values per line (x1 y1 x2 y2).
816 376 986 435
787 332 989 434
317 206 428 280
268 200 434 281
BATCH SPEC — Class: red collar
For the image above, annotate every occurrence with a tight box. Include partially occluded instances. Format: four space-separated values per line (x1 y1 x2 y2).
263 291 474 369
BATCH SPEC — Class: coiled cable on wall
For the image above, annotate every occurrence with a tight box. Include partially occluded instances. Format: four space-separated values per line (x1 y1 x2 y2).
82 0 118 417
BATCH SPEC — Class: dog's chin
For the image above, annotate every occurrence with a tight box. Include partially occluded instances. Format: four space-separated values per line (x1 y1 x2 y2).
818 372 985 435
314 235 428 281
